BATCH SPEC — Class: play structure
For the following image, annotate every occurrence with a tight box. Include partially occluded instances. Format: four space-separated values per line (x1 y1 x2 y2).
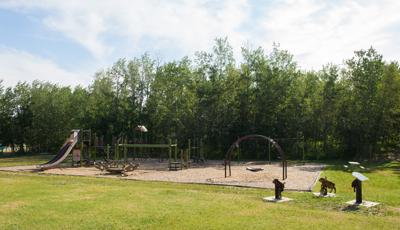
38 130 80 170
189 137 205 163
94 160 139 176
318 177 336 196
232 135 304 163
37 129 110 170
345 172 379 207
36 127 204 172
263 178 292 203
273 179 285 199
224 135 287 180
116 138 180 170
351 172 368 204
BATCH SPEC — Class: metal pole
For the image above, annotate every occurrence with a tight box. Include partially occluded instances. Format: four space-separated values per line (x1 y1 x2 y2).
302 137 305 161
174 139 178 161
80 137 83 167
106 144 110 160
229 160 231 176
115 142 119 160
286 161 287 179
88 129 90 162
188 139 191 161
200 138 204 161
284 161 287 180
168 139 172 164
238 144 240 162
356 180 362 204
180 149 183 170
268 142 271 164
224 159 227 178
124 138 127 161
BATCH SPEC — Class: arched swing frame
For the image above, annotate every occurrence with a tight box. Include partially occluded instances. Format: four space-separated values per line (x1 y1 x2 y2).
224 135 287 180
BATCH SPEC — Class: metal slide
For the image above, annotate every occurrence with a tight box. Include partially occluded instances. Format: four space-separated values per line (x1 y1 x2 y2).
38 130 79 170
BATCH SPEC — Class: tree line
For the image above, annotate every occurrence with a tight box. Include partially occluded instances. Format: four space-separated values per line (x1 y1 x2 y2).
1 38 399 160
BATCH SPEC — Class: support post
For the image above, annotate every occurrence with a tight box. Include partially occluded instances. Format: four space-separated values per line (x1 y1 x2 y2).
352 179 363 204
285 161 287 179
180 149 183 170
88 130 92 162
92 145 96 161
229 159 231 176
80 137 83 167
282 161 287 180
268 142 271 164
188 139 191 161
168 139 172 164
238 144 240 162
174 139 178 162
302 137 305 161
224 160 227 178
200 138 204 161
106 144 110 160
115 143 119 160
124 137 127 161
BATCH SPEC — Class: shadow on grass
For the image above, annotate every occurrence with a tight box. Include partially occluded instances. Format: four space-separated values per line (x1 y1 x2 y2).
341 205 361 212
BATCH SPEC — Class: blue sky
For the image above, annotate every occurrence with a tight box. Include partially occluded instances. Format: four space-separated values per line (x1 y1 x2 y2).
0 0 399 87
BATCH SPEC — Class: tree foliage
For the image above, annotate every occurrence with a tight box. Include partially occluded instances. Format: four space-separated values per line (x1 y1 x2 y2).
1 40 399 159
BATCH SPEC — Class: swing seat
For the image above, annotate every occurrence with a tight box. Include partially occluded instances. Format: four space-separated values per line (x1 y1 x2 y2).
246 167 264 172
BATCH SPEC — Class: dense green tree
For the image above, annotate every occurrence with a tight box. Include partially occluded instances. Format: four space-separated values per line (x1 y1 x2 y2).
0 82 14 149
11 82 32 152
1 41 399 160
29 82 73 152
377 62 400 154
319 65 341 157
345 48 385 159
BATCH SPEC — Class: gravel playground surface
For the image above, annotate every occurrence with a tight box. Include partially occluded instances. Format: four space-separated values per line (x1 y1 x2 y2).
0 160 324 191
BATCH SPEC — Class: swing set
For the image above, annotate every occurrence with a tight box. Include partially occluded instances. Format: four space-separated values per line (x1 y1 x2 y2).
224 134 288 180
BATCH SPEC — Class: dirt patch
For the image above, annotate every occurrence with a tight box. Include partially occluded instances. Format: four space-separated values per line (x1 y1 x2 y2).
0 165 39 172
0 160 324 191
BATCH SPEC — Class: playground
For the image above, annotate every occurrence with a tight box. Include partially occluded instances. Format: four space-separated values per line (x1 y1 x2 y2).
0 160 324 191
0 129 398 229
0 130 324 191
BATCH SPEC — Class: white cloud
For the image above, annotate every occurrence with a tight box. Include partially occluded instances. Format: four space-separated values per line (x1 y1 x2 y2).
0 0 251 61
258 0 400 69
0 0 399 82
0 48 90 87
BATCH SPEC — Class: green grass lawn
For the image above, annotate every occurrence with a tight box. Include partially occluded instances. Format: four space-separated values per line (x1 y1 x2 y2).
0 154 53 167
0 156 398 230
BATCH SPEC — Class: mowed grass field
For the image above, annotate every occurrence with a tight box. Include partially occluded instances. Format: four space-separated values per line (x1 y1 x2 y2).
0 156 398 230
0 154 54 167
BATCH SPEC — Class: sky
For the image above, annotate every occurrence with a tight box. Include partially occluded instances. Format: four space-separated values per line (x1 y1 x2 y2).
0 0 399 87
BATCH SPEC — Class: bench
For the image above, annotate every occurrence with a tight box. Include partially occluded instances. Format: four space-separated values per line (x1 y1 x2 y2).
169 161 182 171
